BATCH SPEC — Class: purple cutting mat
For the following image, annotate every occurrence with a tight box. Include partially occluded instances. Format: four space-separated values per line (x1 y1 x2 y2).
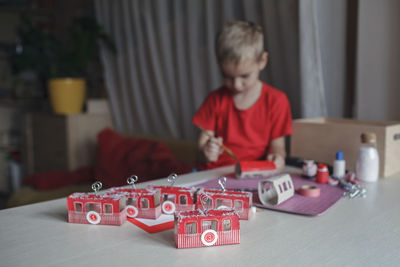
195 173 345 216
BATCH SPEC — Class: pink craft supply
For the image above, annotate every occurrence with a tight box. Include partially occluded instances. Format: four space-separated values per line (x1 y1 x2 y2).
298 185 321 197
127 214 175 233
194 173 345 216
302 160 317 177
328 178 339 186
345 173 362 185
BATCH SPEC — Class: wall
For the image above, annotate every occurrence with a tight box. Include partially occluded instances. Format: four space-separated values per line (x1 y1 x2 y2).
355 0 400 121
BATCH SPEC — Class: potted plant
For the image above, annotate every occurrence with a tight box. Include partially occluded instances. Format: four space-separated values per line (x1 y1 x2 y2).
11 15 116 114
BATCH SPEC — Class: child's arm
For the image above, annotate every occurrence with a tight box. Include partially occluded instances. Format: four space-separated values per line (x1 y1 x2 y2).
266 136 286 172
198 130 223 162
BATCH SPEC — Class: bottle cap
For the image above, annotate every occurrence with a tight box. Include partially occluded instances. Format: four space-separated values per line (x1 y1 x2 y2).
361 133 377 144
317 163 327 170
336 151 344 160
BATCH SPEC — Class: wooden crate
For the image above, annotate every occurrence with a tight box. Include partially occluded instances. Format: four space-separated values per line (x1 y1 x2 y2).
290 117 400 178
23 112 114 175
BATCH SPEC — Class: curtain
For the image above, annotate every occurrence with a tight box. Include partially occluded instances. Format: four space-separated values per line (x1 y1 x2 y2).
299 0 327 117
95 0 299 140
299 0 348 118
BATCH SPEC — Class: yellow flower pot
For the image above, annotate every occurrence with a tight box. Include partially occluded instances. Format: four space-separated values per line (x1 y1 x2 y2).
48 78 86 115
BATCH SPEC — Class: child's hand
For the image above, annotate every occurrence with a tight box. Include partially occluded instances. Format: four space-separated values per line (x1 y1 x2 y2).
267 153 285 172
204 136 223 162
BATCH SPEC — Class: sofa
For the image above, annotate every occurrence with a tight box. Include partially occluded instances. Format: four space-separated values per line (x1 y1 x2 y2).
7 131 199 208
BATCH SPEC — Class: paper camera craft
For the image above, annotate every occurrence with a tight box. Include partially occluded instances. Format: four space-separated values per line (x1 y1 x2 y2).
175 208 240 248
67 191 127 226
195 188 253 220
110 187 162 219
148 185 197 215
235 160 277 178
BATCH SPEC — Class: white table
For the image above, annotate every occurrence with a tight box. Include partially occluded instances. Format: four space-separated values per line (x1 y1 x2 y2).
1 166 400 267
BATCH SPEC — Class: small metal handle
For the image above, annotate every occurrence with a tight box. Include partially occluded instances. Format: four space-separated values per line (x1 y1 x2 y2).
167 173 178 187
127 175 138 189
199 192 210 214
91 181 102 194
218 177 227 192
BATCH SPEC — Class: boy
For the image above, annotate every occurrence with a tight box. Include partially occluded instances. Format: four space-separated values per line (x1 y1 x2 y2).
192 20 292 172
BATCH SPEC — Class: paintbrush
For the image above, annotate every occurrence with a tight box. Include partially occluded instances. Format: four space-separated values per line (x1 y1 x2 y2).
203 131 238 162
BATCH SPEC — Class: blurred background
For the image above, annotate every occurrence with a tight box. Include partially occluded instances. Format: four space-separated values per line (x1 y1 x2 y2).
0 0 399 208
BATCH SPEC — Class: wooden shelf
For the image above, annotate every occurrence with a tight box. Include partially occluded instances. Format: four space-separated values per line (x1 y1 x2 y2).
22 112 114 175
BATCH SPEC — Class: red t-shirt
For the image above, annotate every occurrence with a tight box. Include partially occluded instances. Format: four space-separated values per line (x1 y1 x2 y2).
192 83 292 169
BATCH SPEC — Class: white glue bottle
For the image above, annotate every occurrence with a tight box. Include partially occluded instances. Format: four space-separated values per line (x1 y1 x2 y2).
356 133 379 182
333 151 346 179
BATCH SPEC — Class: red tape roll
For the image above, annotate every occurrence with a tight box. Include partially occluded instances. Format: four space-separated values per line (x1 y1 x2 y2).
298 185 320 197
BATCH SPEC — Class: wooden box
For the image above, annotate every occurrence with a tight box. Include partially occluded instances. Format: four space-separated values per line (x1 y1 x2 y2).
290 118 400 178
23 112 113 175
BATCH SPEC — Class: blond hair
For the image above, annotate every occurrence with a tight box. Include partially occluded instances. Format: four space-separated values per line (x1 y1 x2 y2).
216 20 264 65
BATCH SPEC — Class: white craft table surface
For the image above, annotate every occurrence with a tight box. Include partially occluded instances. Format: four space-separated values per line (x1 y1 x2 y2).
1 166 400 267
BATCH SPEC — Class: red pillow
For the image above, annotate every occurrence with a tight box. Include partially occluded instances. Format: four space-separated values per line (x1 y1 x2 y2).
24 166 94 190
23 128 193 190
93 128 193 187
